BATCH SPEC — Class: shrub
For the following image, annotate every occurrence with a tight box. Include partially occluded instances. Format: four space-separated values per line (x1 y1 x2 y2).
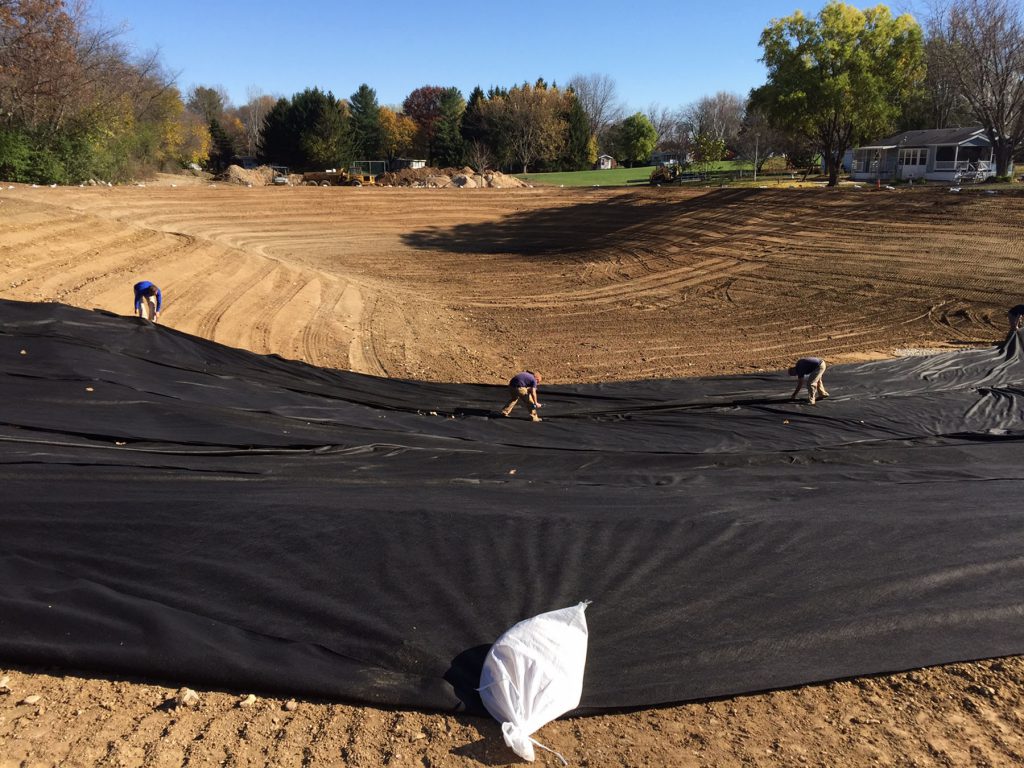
0 128 32 180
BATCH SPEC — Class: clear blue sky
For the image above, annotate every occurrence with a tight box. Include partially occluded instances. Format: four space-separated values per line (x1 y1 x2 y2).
89 0 838 111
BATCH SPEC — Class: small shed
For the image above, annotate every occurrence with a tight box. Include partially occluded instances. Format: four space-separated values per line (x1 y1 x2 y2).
597 154 616 170
392 158 426 170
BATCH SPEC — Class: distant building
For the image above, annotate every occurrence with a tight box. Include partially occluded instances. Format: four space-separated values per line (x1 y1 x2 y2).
850 127 1002 184
597 154 617 170
392 158 426 170
650 151 683 166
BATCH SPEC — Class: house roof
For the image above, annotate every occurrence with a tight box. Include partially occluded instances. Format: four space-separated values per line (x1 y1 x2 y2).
598 154 614 159
858 126 987 150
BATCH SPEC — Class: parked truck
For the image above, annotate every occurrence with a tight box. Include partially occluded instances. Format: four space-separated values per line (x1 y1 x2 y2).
302 161 386 187
302 169 370 187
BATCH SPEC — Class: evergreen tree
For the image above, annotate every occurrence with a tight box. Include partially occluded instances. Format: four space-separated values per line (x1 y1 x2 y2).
291 88 346 169
433 87 466 167
561 91 594 170
348 83 382 159
187 86 228 124
257 89 348 170
461 86 487 145
258 98 296 166
207 119 235 171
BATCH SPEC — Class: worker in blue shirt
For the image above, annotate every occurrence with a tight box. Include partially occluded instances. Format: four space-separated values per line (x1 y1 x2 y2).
133 281 162 322
501 371 542 422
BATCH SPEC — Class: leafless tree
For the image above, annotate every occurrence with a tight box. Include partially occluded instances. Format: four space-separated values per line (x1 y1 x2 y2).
681 91 746 146
659 118 692 160
927 0 1024 175
644 103 677 146
237 87 275 157
919 35 973 127
733 102 790 172
568 73 624 138
465 139 492 173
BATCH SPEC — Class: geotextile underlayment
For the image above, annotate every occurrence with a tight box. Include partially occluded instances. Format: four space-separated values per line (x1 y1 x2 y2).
1 299 1022 713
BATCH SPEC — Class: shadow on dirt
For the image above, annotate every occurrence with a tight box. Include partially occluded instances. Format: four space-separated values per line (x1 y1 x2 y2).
400 186 950 259
449 730 520 766
401 188 769 257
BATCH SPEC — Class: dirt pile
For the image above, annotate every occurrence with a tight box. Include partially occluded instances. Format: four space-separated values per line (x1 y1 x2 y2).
378 166 528 188
221 165 276 186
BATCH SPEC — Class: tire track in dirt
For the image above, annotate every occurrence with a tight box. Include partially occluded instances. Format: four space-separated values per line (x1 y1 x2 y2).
42 230 188 306
353 291 394 378
146 239 256 331
189 260 280 346
0 226 157 289
0 214 96 251
461 257 762 309
291 278 352 370
235 264 310 356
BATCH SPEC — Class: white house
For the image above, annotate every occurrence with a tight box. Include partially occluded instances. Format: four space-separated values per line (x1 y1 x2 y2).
392 158 426 170
850 126 999 184
597 154 616 170
650 150 683 166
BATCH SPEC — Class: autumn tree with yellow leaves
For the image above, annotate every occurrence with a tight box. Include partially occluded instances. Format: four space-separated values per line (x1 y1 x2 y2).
752 2 925 186
0 0 206 182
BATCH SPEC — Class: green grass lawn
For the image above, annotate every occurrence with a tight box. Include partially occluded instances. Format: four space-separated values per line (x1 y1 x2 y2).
515 166 657 187
516 161 762 188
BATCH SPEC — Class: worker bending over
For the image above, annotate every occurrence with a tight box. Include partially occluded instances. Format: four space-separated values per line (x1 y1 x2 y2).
133 281 162 322
502 371 542 422
789 357 829 405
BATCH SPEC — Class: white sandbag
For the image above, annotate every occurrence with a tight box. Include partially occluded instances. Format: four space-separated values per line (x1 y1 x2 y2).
479 601 590 763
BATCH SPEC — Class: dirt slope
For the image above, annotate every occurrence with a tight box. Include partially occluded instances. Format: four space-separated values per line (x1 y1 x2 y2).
1 182 1023 767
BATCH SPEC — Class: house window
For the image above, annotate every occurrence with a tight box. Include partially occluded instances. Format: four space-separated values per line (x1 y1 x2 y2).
898 148 925 166
935 146 956 161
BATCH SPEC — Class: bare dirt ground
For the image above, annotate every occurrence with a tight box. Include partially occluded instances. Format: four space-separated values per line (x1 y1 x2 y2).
2 180 1023 767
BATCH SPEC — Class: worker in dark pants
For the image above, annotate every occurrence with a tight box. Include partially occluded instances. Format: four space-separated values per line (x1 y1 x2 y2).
501 371 542 422
788 357 829 405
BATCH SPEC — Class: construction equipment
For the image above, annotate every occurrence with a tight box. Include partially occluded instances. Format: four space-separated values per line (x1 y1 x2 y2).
270 165 290 185
302 169 367 187
302 160 387 187
649 163 684 185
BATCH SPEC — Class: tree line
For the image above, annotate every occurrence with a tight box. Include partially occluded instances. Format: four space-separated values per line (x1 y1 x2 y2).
1 0 1022 184
0 0 207 183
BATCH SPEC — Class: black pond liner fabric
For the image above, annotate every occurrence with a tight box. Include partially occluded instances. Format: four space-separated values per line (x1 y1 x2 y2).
1 298 1023 714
